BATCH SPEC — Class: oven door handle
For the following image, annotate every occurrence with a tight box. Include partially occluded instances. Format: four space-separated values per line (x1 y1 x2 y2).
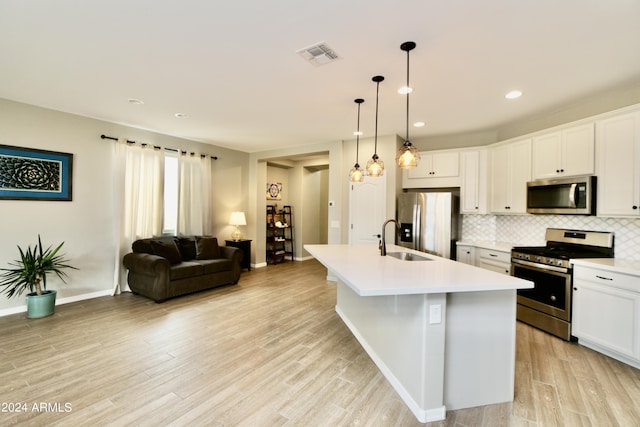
511 258 569 274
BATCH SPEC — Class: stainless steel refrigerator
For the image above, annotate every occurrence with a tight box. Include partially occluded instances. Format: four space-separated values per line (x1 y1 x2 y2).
396 191 460 259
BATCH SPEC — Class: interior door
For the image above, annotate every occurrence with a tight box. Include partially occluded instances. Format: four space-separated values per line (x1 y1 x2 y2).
349 175 386 245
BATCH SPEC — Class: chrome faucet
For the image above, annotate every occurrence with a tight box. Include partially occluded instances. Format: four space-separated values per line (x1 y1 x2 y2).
381 219 400 256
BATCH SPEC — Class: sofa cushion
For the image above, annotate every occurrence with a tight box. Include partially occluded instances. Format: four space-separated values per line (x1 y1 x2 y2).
196 236 221 260
150 239 183 265
178 237 197 261
132 239 154 255
170 261 205 280
199 258 232 274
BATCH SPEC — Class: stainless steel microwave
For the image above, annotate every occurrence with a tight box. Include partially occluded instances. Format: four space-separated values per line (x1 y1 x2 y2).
526 175 596 215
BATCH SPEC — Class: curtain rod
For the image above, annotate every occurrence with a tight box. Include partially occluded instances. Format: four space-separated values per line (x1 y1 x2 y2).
100 134 218 160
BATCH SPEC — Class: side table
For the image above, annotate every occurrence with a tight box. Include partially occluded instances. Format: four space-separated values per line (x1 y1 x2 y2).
225 239 252 271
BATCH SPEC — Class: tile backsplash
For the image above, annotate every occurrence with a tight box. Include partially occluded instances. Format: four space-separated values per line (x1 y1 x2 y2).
461 214 640 260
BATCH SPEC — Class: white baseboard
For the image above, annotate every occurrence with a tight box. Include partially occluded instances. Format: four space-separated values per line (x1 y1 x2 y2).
0 289 113 318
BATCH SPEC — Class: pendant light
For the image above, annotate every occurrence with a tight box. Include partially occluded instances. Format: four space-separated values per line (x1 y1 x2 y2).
349 98 365 182
396 41 420 169
366 75 385 177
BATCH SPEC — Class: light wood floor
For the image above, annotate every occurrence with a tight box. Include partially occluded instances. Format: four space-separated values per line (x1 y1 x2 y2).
1 259 639 426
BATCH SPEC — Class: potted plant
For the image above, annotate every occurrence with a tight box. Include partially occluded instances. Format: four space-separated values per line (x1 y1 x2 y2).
0 235 76 318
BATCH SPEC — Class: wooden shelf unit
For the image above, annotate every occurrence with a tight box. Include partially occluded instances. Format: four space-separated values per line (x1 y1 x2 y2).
266 205 294 264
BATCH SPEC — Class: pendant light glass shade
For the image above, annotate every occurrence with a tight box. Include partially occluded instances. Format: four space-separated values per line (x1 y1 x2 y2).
349 166 364 182
396 41 421 170
367 75 385 177
349 98 365 183
397 141 420 168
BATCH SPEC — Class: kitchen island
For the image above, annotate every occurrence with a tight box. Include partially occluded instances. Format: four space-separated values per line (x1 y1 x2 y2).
305 243 533 423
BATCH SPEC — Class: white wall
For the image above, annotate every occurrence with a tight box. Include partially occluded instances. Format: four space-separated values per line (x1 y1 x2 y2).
0 98 248 314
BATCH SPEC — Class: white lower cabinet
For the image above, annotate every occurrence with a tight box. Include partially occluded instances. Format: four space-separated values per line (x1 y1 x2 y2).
573 265 640 368
456 244 511 274
476 248 511 275
456 245 476 265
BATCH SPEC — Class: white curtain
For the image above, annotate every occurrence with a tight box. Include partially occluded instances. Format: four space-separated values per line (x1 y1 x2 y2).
177 153 212 236
112 141 164 295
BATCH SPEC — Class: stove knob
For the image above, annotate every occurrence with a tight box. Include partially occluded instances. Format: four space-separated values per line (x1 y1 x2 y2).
557 260 564 266
535 256 541 262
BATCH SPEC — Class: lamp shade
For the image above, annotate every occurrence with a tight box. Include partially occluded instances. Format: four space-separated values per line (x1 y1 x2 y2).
229 211 246 226
229 211 246 241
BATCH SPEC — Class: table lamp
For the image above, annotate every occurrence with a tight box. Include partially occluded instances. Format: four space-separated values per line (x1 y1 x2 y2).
229 211 246 241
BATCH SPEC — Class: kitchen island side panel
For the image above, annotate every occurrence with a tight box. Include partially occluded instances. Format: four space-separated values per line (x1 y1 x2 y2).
336 281 447 423
444 289 517 410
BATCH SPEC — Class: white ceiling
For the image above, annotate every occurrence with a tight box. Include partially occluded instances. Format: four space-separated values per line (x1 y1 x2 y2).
2 0 640 153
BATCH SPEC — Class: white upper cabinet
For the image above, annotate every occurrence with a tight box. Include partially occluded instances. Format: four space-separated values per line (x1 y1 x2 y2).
407 151 459 178
403 149 460 188
460 149 487 214
489 138 532 214
532 123 594 180
596 111 640 217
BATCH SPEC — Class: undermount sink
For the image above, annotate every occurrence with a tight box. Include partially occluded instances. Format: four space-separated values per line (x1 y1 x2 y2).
386 251 432 261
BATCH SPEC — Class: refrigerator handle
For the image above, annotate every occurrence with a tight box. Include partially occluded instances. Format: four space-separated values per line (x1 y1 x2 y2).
414 202 420 251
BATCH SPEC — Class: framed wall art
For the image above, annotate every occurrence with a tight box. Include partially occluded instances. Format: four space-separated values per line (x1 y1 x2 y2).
0 145 73 201
266 182 282 200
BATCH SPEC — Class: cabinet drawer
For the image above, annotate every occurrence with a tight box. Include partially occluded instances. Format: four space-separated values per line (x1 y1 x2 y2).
574 266 640 293
477 248 511 264
477 259 510 275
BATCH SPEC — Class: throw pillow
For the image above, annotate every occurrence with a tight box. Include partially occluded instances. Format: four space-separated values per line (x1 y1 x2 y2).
150 239 183 265
196 236 221 260
178 237 197 261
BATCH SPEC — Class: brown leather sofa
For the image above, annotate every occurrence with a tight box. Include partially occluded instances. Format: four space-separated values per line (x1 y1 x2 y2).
123 236 242 302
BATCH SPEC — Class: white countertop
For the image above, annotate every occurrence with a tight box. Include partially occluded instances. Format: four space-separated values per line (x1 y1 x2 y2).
456 240 519 252
305 244 533 296
572 258 640 277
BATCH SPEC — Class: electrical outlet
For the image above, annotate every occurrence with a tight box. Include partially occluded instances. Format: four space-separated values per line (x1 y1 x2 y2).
429 304 442 324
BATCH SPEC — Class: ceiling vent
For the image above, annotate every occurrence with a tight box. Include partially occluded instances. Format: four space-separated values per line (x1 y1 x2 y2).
296 42 341 66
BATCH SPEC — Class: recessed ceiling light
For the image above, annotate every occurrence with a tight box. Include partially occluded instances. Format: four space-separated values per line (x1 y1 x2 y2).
128 98 144 105
353 131 363 136
398 86 413 95
505 90 523 99
413 121 425 127
174 113 189 118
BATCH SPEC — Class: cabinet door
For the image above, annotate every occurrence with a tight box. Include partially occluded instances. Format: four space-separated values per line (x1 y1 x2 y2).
532 131 562 179
509 139 532 213
562 123 594 177
489 144 510 213
406 153 433 179
489 139 531 214
406 152 459 179
456 245 475 265
532 124 594 180
432 152 459 177
461 150 481 213
597 112 640 216
573 280 640 359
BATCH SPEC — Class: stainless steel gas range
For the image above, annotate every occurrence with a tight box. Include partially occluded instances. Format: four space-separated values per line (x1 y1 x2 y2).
511 228 614 341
